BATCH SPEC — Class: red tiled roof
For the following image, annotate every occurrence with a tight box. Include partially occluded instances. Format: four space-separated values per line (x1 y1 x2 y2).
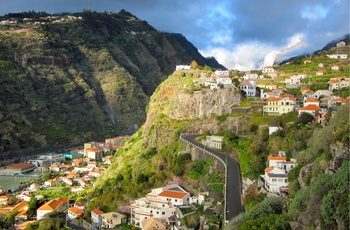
305 98 319 102
92 208 104 215
268 155 286 161
158 190 188 199
299 104 321 111
6 163 35 170
265 167 274 173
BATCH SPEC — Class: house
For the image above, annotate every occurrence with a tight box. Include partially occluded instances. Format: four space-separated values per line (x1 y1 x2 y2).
331 65 339 71
0 196 9 205
327 54 348 59
315 71 324 76
68 207 84 219
216 75 232 85
74 202 85 210
175 65 191 71
85 147 103 160
312 89 333 99
205 136 224 149
304 98 320 107
265 84 277 90
36 197 69 220
91 208 105 224
267 72 278 78
268 153 286 167
100 212 126 229
262 66 275 73
336 41 346 47
44 179 58 187
214 70 229 76
141 217 170 230
239 80 256 97
130 184 190 228
263 167 288 193
263 97 296 116
243 72 259 79
0 163 36 174
298 104 322 117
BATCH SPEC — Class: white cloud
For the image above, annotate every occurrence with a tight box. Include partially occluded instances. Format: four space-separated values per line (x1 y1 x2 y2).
201 33 307 71
200 42 277 71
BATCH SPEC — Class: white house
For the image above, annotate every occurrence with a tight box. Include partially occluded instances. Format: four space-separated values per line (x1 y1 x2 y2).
262 66 275 73
327 54 348 59
176 65 191 71
263 167 288 193
298 104 322 117
214 70 229 76
68 207 84 219
304 98 320 107
216 75 232 85
37 198 69 220
239 80 256 97
130 184 190 228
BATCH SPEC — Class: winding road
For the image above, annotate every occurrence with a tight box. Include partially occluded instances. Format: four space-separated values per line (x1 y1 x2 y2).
180 134 244 221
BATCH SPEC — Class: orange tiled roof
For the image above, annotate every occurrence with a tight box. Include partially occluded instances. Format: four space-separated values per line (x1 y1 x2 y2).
265 167 274 173
299 104 321 111
92 208 104 215
268 155 286 161
305 98 319 102
158 190 188 199
68 207 84 215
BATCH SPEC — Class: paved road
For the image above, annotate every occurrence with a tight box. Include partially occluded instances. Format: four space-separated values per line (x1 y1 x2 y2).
180 134 244 220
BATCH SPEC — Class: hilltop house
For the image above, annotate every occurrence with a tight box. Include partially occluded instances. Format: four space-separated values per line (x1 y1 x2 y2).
327 54 348 59
37 197 69 220
262 66 275 73
130 184 190 228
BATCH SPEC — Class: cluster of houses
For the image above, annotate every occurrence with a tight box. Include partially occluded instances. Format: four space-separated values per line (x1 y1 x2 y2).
0 15 83 25
260 151 297 194
0 135 129 229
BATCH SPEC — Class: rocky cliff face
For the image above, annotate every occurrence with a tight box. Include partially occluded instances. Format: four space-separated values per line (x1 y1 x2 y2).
169 89 241 120
141 69 242 148
0 10 225 155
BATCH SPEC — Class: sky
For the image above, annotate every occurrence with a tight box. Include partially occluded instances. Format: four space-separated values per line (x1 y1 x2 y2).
0 0 349 71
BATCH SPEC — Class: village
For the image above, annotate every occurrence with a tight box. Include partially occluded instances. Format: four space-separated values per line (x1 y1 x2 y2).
0 36 348 229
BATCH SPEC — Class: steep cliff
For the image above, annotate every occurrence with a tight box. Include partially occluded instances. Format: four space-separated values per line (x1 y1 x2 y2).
0 10 225 156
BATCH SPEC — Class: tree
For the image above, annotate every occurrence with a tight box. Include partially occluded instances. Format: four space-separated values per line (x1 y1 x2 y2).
190 60 198 69
27 197 38 219
294 112 315 126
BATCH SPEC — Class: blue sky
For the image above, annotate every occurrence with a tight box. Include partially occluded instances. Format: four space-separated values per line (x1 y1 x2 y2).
0 0 348 70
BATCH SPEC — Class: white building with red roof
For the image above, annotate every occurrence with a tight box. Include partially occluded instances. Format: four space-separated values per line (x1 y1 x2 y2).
130 184 190 228
298 104 322 117
304 98 320 107
37 197 69 220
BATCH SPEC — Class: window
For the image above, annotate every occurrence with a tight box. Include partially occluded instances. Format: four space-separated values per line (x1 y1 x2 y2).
272 179 277 182
175 199 178 202
285 179 288 183
162 212 165 215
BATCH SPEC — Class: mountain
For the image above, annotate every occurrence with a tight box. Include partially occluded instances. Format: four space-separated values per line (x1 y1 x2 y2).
279 33 349 65
0 10 225 156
